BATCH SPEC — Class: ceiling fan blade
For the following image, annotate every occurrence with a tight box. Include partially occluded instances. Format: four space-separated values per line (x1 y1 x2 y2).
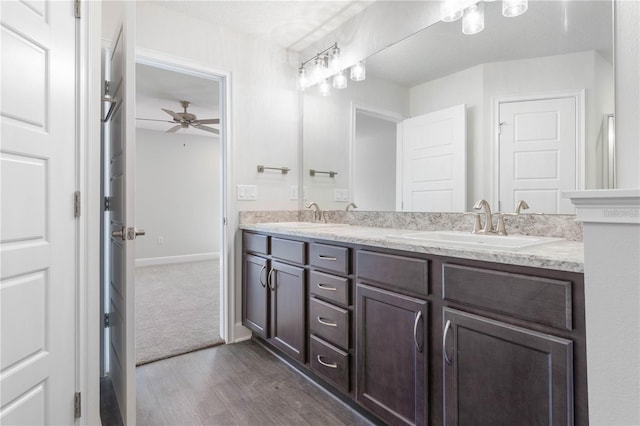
162 108 182 121
136 118 176 123
192 124 220 135
193 118 220 125
166 125 182 133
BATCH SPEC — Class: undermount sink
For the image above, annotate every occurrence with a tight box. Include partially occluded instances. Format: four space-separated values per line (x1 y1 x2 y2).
386 231 563 249
257 222 348 229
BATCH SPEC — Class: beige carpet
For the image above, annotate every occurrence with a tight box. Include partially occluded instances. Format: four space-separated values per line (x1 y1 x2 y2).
135 260 224 365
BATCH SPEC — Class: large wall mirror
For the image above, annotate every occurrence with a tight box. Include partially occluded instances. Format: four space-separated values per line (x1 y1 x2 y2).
302 0 614 214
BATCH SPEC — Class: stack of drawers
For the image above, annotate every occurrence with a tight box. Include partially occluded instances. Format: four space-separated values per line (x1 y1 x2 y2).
307 242 351 393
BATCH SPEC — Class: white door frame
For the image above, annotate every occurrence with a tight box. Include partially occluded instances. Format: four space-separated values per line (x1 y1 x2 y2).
349 103 405 209
134 47 234 345
491 90 586 210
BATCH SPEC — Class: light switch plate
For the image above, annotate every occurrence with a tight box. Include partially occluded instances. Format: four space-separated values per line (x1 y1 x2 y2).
237 184 258 200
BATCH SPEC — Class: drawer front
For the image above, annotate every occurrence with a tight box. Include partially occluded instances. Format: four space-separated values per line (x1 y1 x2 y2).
310 243 349 274
310 335 349 393
243 232 268 255
309 297 349 349
271 237 306 265
443 263 573 330
309 270 350 306
357 250 429 296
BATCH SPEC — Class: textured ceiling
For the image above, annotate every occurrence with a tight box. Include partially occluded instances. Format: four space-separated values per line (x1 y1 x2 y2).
154 0 375 52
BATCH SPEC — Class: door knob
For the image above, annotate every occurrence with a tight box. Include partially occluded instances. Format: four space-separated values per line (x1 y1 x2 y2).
135 229 146 237
111 227 126 240
111 227 145 240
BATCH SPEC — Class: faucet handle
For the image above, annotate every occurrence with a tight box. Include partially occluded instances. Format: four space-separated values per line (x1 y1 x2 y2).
496 214 508 236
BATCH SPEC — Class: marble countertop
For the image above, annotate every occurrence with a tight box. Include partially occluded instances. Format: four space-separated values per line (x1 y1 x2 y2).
239 222 584 273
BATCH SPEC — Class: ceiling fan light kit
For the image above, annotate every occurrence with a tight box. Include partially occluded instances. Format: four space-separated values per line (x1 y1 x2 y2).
136 100 220 134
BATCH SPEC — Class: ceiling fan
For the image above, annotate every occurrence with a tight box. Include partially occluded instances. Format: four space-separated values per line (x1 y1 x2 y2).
136 100 220 134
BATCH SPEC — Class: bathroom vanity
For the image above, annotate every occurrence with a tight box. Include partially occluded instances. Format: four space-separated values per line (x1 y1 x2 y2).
240 222 587 425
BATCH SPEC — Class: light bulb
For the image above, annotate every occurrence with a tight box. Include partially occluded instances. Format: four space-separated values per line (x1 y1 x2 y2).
298 67 308 90
314 55 326 79
440 0 463 22
502 0 528 17
350 61 366 81
328 45 341 72
462 2 484 35
318 79 330 96
333 70 347 89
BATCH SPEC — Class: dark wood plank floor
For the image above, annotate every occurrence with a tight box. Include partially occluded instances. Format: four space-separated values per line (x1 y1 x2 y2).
135 339 374 426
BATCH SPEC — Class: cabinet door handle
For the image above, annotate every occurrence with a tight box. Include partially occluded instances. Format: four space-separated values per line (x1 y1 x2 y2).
318 255 337 261
317 355 338 369
317 316 338 327
413 311 423 353
267 268 275 291
443 319 453 366
317 283 337 291
259 265 267 288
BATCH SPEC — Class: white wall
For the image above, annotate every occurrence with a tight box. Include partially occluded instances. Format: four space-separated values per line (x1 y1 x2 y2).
614 0 640 188
136 1 300 212
354 112 397 211
135 128 220 262
303 75 409 210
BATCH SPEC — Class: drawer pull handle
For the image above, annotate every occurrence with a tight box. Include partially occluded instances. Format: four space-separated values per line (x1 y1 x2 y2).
317 355 338 369
267 268 275 291
317 283 337 291
318 255 338 261
443 319 453 366
413 311 423 353
259 265 267 288
317 316 338 327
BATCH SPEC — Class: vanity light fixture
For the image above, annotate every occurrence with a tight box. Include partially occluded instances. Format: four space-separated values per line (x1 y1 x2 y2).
350 61 366 81
328 44 341 72
318 79 331 96
313 54 327 79
440 0 464 22
462 2 485 35
502 0 528 17
333 70 348 89
298 67 309 90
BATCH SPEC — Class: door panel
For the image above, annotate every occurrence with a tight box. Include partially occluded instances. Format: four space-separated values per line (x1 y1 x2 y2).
402 104 466 212
0 1 76 423
104 1 137 424
243 254 269 337
356 283 428 426
269 261 306 362
499 97 577 214
443 307 573 425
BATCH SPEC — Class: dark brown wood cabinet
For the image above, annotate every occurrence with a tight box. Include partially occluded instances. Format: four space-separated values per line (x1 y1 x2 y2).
242 254 269 338
356 283 428 426
242 230 587 426
442 307 574 426
269 260 306 362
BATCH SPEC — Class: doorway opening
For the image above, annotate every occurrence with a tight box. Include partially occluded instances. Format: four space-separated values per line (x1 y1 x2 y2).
133 61 225 364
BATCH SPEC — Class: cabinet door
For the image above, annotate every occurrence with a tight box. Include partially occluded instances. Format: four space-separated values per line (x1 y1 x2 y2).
356 283 428 426
242 254 269 338
443 307 573 426
270 261 306 362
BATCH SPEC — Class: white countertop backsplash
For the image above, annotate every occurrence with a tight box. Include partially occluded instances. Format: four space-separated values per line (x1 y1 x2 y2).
239 211 584 273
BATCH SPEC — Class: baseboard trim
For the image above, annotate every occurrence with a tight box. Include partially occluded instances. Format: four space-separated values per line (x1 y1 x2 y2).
135 252 219 267
233 322 252 343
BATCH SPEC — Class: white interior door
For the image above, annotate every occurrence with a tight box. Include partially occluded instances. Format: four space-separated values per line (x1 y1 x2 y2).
1 1 76 424
498 97 577 214
104 2 137 424
401 104 467 212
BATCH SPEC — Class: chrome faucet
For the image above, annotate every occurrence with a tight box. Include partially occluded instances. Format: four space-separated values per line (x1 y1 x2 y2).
305 202 323 222
515 200 530 214
345 202 358 211
472 199 494 234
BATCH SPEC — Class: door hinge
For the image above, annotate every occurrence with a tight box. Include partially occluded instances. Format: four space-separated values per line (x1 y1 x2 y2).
104 196 112 211
104 313 111 328
74 191 81 218
74 392 81 418
74 0 81 18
